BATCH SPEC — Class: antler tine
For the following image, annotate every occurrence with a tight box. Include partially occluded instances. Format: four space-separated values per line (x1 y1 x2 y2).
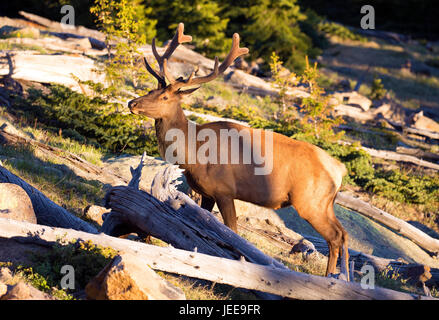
162 58 176 85
143 56 166 88
170 33 248 91
150 23 192 85
218 33 249 74
152 23 192 67
162 23 192 61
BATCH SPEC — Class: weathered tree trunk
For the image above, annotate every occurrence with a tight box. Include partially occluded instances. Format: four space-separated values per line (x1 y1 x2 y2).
1 217 434 300
403 127 439 141
335 192 439 256
18 10 106 49
396 146 439 162
0 52 106 93
0 164 97 233
361 146 439 170
102 165 291 269
242 223 439 286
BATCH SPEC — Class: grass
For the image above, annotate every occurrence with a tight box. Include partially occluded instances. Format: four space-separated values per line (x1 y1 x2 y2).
0 143 105 219
0 239 117 300
0 40 48 53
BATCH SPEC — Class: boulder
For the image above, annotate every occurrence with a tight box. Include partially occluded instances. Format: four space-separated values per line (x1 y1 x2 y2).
408 111 439 133
85 254 186 300
332 91 372 112
372 99 407 125
84 205 110 226
0 281 54 300
0 267 13 283
0 183 37 224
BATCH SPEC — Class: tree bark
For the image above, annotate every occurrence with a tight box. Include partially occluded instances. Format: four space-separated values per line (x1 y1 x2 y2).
102 165 289 269
361 146 439 170
1 217 434 300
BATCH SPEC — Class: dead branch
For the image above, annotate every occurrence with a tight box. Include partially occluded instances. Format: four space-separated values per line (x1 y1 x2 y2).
1 217 433 300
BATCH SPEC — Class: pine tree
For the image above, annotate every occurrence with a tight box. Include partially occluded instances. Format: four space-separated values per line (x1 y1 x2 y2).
91 0 157 92
220 0 313 72
145 0 230 57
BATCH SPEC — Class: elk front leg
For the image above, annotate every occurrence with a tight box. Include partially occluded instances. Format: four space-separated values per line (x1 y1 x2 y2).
201 195 215 212
216 197 238 232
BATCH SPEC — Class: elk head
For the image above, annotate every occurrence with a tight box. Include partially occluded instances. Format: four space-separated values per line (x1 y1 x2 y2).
128 23 248 120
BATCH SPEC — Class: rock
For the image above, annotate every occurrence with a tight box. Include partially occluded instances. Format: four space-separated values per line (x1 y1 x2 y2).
408 111 439 133
0 282 7 298
68 37 92 50
205 95 229 109
234 57 249 72
0 281 54 300
85 254 186 300
0 26 40 39
84 205 110 226
166 60 196 79
0 183 37 224
332 91 372 111
0 267 12 282
0 121 24 138
372 99 407 125
0 52 106 93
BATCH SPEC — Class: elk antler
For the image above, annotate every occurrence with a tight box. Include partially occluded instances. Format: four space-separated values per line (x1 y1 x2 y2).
167 33 249 92
143 23 192 88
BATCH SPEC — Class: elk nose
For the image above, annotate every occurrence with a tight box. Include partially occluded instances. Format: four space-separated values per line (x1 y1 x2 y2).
128 100 137 110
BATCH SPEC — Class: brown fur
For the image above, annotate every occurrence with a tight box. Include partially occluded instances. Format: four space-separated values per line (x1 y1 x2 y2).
129 92 349 278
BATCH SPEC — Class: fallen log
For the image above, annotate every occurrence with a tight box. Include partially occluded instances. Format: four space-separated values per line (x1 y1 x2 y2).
102 162 290 269
0 164 96 233
301 233 439 285
396 146 439 162
0 217 433 300
361 146 439 170
335 192 439 256
403 127 439 141
339 140 439 171
0 52 106 93
18 11 106 49
241 223 439 286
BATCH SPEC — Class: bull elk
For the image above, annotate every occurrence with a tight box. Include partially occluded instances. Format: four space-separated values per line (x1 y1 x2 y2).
128 23 350 279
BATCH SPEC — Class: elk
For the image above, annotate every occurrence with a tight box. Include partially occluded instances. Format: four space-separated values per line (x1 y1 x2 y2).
128 23 349 279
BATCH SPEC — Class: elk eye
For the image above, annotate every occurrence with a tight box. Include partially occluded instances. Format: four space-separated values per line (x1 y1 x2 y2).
162 96 168 100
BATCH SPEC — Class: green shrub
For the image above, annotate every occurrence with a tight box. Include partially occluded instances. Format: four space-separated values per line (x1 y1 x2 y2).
369 76 387 101
12 85 159 156
26 239 116 294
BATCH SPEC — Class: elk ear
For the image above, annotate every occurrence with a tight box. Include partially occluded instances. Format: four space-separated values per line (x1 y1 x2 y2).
177 87 200 96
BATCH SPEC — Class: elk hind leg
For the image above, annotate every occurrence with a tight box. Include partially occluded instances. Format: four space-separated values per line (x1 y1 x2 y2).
330 215 350 280
306 215 344 277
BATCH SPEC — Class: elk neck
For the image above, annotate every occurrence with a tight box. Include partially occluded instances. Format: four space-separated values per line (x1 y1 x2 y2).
154 102 194 160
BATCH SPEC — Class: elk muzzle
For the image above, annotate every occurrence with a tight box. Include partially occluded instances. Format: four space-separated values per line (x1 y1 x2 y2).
128 99 140 115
